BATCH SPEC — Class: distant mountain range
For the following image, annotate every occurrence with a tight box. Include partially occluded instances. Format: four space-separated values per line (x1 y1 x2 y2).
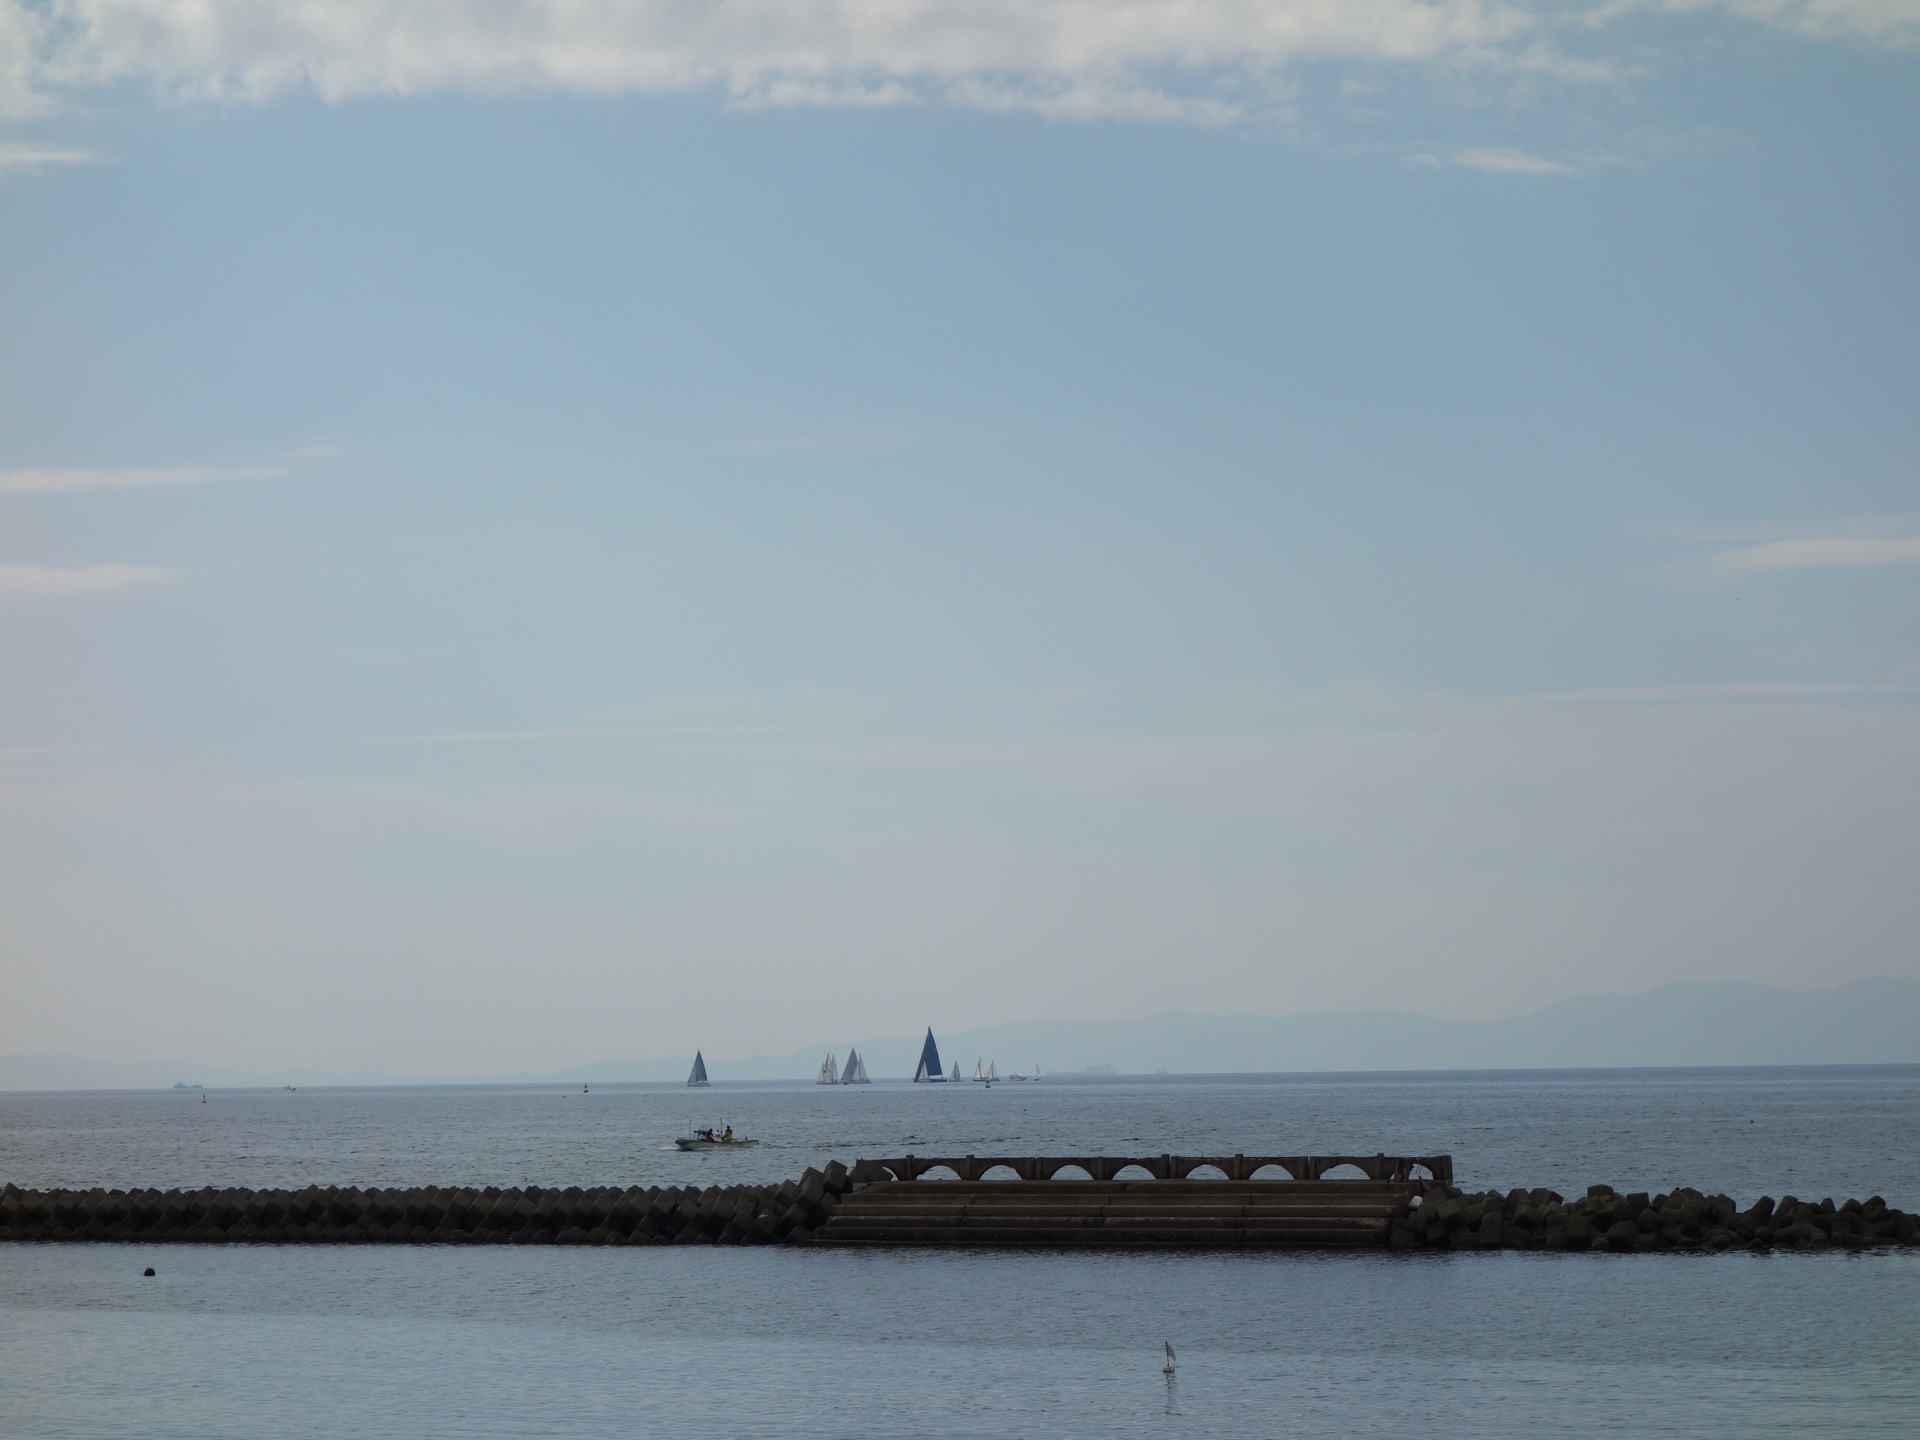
6 977 1918 1091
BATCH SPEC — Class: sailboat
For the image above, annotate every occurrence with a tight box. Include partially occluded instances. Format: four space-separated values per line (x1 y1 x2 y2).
840 1049 870 1084
912 1028 946 1082
686 1051 709 1087
973 1058 986 1082
948 1062 962 1083
816 1053 840 1085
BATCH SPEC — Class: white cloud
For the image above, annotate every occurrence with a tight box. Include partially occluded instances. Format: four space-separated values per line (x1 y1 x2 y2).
1718 534 1920 570
0 463 278 494
0 1 1905 123
0 562 181 596
0 140 97 170
4 0 1547 119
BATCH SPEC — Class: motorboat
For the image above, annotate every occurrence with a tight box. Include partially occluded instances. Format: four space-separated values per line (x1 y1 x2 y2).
676 1125 758 1151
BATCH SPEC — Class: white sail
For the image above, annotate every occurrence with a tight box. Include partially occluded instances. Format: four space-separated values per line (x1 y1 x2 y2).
816 1053 839 1085
972 1058 986 1082
987 1060 999 1082
843 1050 869 1084
949 1062 962 1082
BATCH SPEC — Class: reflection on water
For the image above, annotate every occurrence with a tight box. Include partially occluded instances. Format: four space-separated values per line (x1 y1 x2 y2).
2 1242 1917 1438
4 1070 1919 1436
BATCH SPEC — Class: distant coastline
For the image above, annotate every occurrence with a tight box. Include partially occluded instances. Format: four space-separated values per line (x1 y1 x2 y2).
6 976 1917 1092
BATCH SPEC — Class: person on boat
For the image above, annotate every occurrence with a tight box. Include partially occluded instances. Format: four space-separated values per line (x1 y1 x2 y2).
721 1126 733 1143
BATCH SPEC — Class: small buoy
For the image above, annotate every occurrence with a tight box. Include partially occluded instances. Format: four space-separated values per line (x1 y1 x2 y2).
142 1267 155 1277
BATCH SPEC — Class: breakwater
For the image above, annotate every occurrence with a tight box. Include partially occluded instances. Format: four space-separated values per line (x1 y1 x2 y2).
0 1164 856 1247
1395 1183 1920 1252
5 1162 1918 1251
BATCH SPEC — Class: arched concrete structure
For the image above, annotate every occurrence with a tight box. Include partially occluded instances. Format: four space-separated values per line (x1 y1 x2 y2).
853 1153 1453 1187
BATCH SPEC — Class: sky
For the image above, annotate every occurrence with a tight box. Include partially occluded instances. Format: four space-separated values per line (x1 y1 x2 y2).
1 0 1917 1076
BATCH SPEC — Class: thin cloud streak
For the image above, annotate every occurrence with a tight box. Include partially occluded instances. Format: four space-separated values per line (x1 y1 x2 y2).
361 723 797 746
0 464 279 494
1718 534 1920 570
0 142 99 171
1408 145 1575 173
0 563 182 596
1596 0 1920 46
1521 681 1918 703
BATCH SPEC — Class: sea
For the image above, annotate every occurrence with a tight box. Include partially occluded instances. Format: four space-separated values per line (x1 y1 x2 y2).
4 1066 1918 1438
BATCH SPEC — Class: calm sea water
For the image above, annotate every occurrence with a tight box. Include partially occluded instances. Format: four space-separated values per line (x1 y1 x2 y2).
4 1069 1918 1437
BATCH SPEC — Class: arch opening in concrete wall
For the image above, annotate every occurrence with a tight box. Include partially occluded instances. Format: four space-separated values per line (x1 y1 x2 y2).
1183 1163 1229 1180
1048 1164 1094 1181
1249 1164 1296 1181
1408 1163 1436 1181
919 1165 962 1182
1112 1164 1158 1181
980 1164 1023 1182
1320 1163 1371 1180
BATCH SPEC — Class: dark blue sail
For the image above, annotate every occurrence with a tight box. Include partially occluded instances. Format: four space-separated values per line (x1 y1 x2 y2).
913 1028 946 1082
687 1051 709 1087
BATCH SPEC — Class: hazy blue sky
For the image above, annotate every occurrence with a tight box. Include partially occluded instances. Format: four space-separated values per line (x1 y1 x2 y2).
2 1 1916 1074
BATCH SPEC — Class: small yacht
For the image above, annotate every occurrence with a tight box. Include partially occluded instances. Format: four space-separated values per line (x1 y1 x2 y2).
840 1049 870 1084
817 1053 840 1085
687 1051 710 1087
